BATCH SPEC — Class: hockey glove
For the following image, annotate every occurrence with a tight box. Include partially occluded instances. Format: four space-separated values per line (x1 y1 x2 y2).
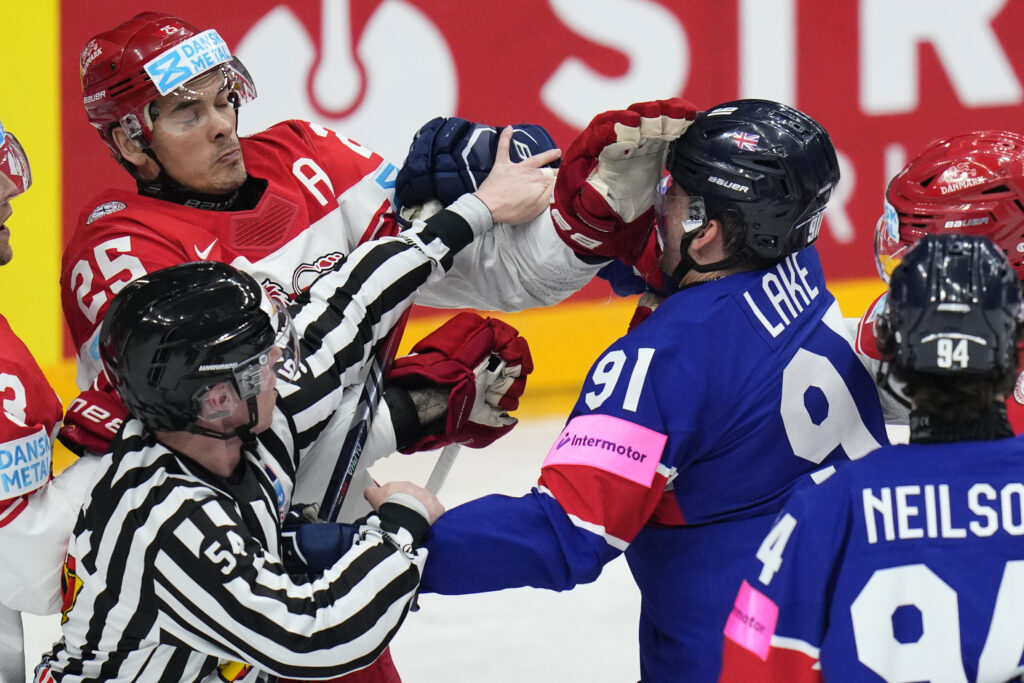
596 228 672 297
550 98 697 264
280 504 360 577
57 380 128 456
628 292 666 332
389 312 532 452
394 116 559 218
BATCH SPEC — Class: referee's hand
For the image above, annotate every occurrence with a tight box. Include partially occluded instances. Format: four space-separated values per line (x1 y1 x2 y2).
365 481 445 525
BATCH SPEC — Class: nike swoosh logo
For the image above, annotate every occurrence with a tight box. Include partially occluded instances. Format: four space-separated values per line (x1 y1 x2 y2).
194 240 217 259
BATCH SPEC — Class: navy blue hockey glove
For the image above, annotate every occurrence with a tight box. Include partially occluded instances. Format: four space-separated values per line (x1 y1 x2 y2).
394 116 560 213
280 505 359 577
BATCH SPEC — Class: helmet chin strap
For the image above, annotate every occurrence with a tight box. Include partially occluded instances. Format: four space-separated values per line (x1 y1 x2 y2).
668 232 744 285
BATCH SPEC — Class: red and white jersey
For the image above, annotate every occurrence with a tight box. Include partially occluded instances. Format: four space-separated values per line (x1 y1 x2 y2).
854 292 1024 432
61 119 598 521
0 315 102 679
63 119 596 391
62 120 400 389
0 314 61 508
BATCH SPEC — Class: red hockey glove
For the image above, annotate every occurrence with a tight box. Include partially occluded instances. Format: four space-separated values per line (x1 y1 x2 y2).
627 291 666 332
57 380 128 456
389 312 532 452
551 98 697 265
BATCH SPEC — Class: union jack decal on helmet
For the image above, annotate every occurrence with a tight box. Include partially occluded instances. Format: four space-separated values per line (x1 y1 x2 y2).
730 131 760 151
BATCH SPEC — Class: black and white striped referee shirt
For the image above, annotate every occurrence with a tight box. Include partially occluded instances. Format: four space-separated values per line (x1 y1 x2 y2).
36 197 487 682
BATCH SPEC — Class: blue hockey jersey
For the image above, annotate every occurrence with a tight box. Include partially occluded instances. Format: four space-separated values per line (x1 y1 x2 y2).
721 435 1024 683
422 246 888 682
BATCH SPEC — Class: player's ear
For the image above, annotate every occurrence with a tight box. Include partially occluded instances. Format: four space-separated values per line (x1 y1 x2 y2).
692 219 722 247
685 219 728 266
111 126 149 167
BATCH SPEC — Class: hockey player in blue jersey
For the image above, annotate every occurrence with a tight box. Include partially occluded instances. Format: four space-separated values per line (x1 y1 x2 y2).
417 99 889 682
720 233 1024 682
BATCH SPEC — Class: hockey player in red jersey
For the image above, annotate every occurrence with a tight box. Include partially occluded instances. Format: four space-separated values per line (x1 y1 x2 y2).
59 11 634 682
854 131 1024 431
0 120 100 682
60 11 610 516
39 121 554 680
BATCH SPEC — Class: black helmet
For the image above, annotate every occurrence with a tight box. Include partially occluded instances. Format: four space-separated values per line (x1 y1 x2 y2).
664 99 839 263
878 234 1022 376
99 261 296 438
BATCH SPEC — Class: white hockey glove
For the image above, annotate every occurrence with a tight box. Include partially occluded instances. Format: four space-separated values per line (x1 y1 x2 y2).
551 98 697 264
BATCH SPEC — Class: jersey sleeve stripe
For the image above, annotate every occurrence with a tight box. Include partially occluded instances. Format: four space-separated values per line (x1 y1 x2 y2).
0 495 28 528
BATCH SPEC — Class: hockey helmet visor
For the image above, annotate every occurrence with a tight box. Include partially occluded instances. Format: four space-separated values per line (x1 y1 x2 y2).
125 29 255 145
145 61 256 139
654 174 708 248
191 294 300 423
0 122 31 197
874 198 905 283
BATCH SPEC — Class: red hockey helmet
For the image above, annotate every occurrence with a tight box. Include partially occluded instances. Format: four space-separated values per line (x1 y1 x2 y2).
80 11 257 159
875 130 1024 282
0 120 31 197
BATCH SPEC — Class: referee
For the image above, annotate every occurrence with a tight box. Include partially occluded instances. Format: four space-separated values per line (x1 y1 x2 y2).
34 187 502 681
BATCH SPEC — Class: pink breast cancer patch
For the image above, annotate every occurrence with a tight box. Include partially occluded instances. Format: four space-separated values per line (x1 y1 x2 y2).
723 580 779 661
542 414 666 487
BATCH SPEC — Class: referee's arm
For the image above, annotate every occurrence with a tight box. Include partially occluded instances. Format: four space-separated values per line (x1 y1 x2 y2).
151 498 424 679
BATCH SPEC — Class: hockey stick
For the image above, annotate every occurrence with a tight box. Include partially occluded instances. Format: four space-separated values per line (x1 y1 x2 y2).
320 311 411 522
425 443 462 494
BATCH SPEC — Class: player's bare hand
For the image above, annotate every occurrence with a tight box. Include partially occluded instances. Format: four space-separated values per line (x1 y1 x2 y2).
473 126 561 225
364 481 445 524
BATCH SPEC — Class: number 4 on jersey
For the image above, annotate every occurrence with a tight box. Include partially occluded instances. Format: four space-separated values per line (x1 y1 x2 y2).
755 513 797 585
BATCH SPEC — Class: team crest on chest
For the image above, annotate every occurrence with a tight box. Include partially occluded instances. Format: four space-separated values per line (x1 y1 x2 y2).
260 278 291 307
292 251 346 293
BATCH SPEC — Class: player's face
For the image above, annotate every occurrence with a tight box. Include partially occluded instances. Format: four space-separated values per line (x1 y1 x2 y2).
147 70 247 195
0 172 19 265
656 182 699 275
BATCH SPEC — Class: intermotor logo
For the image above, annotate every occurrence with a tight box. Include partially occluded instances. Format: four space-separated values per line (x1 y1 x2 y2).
556 431 651 462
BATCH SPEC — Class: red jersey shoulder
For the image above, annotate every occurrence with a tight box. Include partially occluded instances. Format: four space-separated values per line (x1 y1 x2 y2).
243 119 388 181
854 292 887 361
0 315 63 435
68 189 215 259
